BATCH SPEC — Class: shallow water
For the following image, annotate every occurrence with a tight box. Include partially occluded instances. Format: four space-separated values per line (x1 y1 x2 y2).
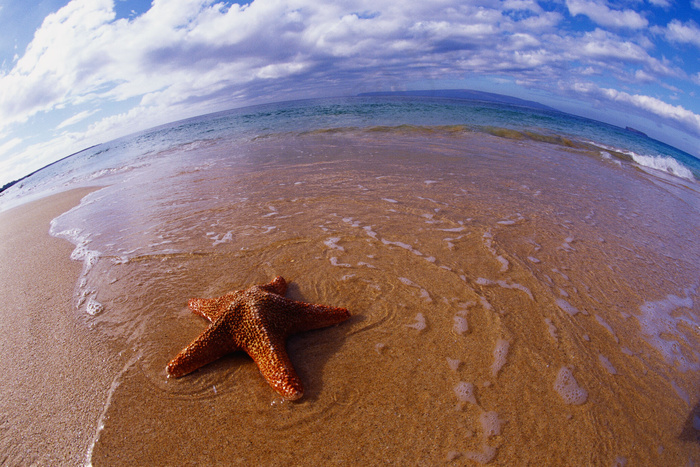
2 97 698 217
44 128 700 464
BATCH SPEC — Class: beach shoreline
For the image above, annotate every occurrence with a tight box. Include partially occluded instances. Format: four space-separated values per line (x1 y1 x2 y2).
1 129 698 465
0 187 120 465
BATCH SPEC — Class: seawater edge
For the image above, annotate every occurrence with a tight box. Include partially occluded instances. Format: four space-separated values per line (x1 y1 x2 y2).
1 96 698 215
33 128 700 464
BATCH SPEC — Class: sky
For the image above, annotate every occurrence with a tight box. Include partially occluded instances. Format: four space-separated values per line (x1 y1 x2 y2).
0 0 699 186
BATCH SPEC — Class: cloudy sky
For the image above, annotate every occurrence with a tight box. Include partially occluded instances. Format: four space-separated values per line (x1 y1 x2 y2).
0 0 699 186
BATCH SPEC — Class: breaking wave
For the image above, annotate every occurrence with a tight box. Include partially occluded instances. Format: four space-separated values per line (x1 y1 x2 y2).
587 141 696 181
629 153 695 181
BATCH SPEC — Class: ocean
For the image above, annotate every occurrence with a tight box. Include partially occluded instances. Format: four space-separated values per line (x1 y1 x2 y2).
1 95 699 464
1 95 698 211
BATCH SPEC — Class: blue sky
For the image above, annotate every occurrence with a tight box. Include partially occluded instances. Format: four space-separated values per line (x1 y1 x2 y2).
0 0 699 186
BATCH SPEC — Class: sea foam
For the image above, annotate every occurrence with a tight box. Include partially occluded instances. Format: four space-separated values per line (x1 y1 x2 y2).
464 445 496 464
491 339 510 377
479 411 504 437
454 315 469 334
406 313 427 331
454 381 477 404
636 292 698 371
554 367 588 405
630 153 695 180
588 141 695 181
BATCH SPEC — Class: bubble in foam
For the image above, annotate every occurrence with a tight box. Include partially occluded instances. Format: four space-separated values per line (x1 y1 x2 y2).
496 255 509 272
329 257 352 267
491 339 510 377
559 237 575 252
477 278 532 300
464 445 496 464
479 411 504 438
419 289 432 302
556 298 584 316
544 318 558 340
446 358 461 371
454 315 469 334
554 366 588 405
598 354 617 375
86 297 104 316
454 381 477 405
406 313 426 331
636 293 698 371
324 237 344 251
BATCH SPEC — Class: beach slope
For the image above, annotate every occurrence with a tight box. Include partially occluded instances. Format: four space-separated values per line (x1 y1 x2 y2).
0 188 116 465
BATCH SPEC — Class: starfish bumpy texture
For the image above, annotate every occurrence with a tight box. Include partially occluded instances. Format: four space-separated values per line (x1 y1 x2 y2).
167 276 350 400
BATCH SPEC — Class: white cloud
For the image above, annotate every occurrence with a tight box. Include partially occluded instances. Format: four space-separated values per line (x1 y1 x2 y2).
0 137 22 157
516 11 563 30
503 0 543 12
566 0 648 29
574 82 700 136
634 69 655 82
648 0 671 7
56 109 99 129
577 29 649 61
565 29 681 79
665 20 700 48
0 0 116 125
694 0 700 9
606 90 700 135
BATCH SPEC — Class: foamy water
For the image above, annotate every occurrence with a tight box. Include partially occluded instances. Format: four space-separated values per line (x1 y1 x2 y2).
40 127 700 464
588 140 697 181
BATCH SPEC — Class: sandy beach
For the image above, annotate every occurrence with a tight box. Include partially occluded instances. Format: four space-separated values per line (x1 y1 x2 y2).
1 131 699 465
0 187 119 465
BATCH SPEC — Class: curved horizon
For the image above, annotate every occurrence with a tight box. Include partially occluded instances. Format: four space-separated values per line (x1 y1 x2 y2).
0 0 699 186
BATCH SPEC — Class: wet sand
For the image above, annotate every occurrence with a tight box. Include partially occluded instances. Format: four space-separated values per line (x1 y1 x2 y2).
2 132 700 465
0 187 121 465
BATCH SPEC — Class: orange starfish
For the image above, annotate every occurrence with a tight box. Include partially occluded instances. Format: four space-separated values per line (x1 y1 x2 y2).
167 276 350 400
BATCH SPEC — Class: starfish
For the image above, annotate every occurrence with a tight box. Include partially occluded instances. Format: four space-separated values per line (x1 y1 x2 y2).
167 276 350 400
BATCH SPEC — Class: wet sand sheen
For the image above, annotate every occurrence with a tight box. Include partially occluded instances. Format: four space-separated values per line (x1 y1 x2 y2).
0 187 119 465
5 132 700 464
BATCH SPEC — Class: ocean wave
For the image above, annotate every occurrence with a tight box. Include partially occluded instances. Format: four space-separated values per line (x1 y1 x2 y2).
586 141 696 181
629 153 695 181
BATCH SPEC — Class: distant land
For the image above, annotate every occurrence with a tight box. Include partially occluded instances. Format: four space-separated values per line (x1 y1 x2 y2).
0 144 99 194
357 89 557 112
625 127 648 138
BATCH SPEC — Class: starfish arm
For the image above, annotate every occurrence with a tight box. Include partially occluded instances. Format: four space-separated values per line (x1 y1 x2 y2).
166 320 240 378
247 338 304 400
257 275 287 296
283 299 351 334
188 293 240 322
